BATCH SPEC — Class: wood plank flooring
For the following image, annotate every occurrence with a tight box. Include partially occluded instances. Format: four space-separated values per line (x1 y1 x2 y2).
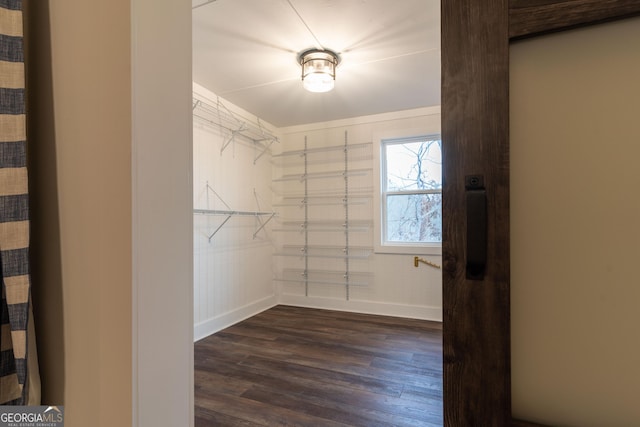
194 305 443 426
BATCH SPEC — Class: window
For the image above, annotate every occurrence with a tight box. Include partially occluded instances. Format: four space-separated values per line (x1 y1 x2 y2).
378 135 442 253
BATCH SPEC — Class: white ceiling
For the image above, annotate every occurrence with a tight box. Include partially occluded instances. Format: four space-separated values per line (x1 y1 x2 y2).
192 0 441 128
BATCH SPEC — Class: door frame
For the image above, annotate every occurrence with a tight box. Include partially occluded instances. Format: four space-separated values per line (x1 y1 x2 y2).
441 1 640 426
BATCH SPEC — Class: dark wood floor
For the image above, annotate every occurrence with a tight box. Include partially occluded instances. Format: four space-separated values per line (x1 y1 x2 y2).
194 305 443 426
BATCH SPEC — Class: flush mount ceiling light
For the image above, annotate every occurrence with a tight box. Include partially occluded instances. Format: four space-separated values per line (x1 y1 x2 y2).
298 49 340 93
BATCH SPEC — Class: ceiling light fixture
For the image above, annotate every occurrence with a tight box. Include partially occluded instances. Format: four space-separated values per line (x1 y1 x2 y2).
298 49 340 93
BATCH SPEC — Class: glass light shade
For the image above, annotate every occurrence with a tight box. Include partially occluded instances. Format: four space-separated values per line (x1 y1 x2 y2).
303 72 335 93
299 49 339 93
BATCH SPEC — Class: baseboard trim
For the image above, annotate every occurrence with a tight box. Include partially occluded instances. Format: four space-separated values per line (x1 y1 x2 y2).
194 294 278 341
278 294 442 322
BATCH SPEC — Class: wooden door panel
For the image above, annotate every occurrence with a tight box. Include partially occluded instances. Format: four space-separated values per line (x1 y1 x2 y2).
442 0 640 425
510 0 640 39
441 1 511 426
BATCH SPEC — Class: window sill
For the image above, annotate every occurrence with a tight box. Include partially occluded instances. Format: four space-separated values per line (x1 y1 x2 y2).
374 243 442 256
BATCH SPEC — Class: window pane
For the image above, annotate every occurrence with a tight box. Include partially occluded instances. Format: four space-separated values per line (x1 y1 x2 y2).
386 193 442 243
385 140 442 191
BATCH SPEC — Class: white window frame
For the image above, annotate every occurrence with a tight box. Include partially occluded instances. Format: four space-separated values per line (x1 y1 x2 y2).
373 113 442 255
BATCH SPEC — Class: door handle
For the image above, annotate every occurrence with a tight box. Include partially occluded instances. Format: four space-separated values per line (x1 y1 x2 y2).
465 175 487 280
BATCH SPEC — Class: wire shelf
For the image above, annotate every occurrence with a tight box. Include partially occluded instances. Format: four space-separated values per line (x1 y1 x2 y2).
193 96 278 164
275 245 372 259
273 194 372 207
273 219 371 233
277 268 372 287
194 183 276 241
272 143 372 167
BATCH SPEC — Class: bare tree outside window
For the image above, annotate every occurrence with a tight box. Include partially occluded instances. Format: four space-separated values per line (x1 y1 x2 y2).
383 138 442 244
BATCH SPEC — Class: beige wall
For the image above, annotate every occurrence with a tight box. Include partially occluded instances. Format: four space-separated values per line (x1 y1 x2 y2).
510 17 640 427
27 0 132 424
26 1 192 426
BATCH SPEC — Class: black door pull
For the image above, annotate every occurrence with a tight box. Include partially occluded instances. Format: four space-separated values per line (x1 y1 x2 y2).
465 175 487 280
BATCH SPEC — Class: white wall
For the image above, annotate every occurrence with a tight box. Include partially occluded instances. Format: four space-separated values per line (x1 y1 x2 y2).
132 0 193 426
193 101 442 341
193 84 278 340
511 17 640 427
275 108 442 320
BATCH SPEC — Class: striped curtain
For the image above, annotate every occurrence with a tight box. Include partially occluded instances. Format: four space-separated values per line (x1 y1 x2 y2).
0 0 34 405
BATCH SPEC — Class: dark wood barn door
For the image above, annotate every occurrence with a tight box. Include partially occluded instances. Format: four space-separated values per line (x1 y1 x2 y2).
441 1 640 426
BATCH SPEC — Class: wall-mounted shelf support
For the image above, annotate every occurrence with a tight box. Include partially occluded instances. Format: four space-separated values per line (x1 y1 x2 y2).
304 137 309 296
220 125 247 155
343 130 350 300
252 118 276 164
252 212 276 239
